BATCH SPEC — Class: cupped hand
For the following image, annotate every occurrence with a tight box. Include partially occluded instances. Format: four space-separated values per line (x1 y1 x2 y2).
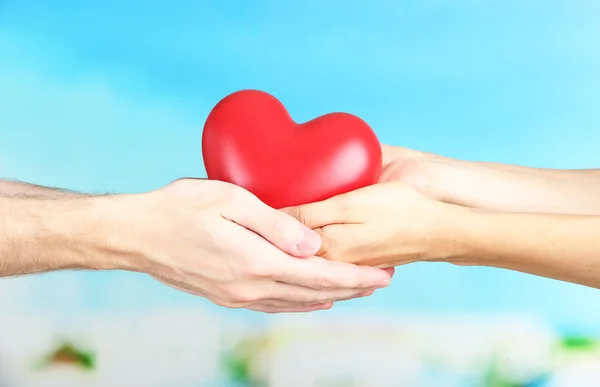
283 182 450 268
117 179 392 313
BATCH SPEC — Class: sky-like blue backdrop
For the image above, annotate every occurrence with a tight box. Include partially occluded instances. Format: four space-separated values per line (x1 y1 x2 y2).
1 0 600 330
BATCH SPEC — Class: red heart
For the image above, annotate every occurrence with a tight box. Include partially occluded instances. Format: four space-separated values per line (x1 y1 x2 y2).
202 90 382 209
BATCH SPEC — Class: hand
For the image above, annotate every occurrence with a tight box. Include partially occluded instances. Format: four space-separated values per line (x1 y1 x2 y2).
379 144 502 207
109 179 392 313
283 182 450 268
379 144 600 215
378 144 451 200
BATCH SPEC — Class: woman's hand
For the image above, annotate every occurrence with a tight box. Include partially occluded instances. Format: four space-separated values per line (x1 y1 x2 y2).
379 144 600 215
283 182 452 268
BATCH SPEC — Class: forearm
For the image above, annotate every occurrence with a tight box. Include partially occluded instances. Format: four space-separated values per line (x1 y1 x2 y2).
430 159 600 215
440 205 600 289
0 179 83 198
0 196 131 277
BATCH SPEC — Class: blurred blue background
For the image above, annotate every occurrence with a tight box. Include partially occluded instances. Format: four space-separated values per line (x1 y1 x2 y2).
1 1 600 386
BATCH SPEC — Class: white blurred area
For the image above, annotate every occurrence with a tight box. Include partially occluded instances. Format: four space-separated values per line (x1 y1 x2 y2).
0 302 599 386
0 276 599 386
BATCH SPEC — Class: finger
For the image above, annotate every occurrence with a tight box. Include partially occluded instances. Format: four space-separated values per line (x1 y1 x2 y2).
250 291 375 314
227 194 322 258
272 256 391 290
256 281 377 305
338 289 376 300
156 277 334 311
311 227 329 258
265 288 376 306
248 303 333 314
281 195 350 230
151 275 214 299
152 268 371 307
155 273 376 310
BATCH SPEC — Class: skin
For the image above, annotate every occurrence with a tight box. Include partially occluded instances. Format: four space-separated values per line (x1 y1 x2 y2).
0 178 393 313
284 145 600 290
379 144 600 215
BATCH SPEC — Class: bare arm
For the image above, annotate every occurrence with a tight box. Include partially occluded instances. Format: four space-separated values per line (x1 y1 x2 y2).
0 196 126 277
440 205 600 288
0 179 85 198
381 145 600 215
436 160 600 215
0 178 390 312
285 180 600 290
0 180 111 276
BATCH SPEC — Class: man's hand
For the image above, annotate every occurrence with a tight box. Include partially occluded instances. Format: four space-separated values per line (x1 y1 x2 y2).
283 182 451 268
101 179 392 313
0 178 392 313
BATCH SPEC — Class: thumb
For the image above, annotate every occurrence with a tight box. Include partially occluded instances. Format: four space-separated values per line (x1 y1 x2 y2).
231 197 322 258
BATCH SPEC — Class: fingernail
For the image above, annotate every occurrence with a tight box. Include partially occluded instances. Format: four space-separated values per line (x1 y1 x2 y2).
295 228 321 255
377 277 391 288
355 289 376 298
384 267 395 278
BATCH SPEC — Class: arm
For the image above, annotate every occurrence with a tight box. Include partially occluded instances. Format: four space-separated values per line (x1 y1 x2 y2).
1 179 391 312
439 205 600 289
432 160 600 215
380 145 600 215
0 179 84 198
0 196 123 276
285 182 600 290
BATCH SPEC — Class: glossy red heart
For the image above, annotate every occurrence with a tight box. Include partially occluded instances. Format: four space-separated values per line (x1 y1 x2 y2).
202 90 382 209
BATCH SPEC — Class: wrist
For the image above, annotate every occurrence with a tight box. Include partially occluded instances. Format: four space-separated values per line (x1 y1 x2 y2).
430 204 529 268
426 202 492 266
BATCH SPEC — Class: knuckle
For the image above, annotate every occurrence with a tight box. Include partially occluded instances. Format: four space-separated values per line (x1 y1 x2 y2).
292 207 310 225
283 205 313 228
314 228 331 259
225 184 249 202
199 181 252 207
316 228 344 262
216 183 246 204
314 273 336 290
